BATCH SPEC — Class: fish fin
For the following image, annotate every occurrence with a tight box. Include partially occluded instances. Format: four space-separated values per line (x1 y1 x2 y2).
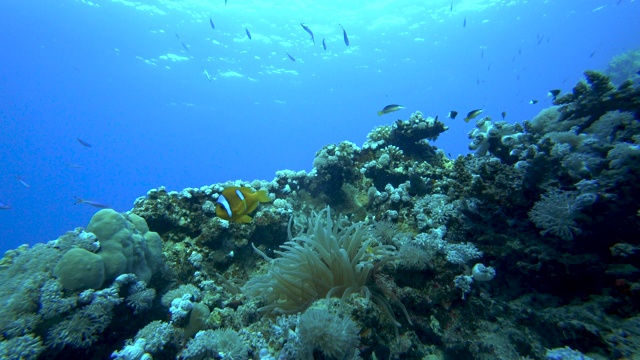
238 215 253 223
377 111 383 116
255 190 271 203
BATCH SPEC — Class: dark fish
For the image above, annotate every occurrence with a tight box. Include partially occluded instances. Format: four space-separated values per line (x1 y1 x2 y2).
463 109 483 123
481 48 484 59
501 111 506 120
377 104 404 116
175 32 180 39
210 18 215 30
589 51 596 58
448 111 458 119
339 24 349 46
518 48 522 55
74 196 110 209
225 0 227 6
322 38 327 50
77 137 92 147
529 99 538 104
15 175 30 188
450 1 453 11
537 36 543 45
285 51 296 62
636 69 640 75
180 41 190 51
300 23 315 44
548 89 561 98
0 200 10 210
463 17 466 27
245 28 252 40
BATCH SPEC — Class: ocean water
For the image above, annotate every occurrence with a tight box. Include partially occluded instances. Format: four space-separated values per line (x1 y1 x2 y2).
1 0 638 254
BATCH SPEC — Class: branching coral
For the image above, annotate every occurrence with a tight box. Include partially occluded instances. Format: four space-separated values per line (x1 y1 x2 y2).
554 71 640 131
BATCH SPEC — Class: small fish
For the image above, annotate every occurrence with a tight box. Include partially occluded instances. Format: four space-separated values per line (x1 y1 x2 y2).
537 36 543 46
210 18 215 30
448 111 458 119
216 187 271 223
501 111 506 120
203 69 212 81
175 32 180 39
339 24 349 46
245 28 252 40
74 196 110 209
450 1 453 11
77 138 92 147
481 48 484 59
285 51 296 62
322 38 327 50
589 51 596 58
548 89 561 98
300 23 315 44
529 99 538 104
180 41 190 51
66 163 84 169
225 0 227 6
15 175 30 188
377 104 404 116
0 200 11 210
636 69 640 76
463 17 466 27
463 109 483 123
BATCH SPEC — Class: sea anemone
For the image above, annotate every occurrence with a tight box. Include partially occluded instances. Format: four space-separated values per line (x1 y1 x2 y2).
296 306 360 360
243 207 410 329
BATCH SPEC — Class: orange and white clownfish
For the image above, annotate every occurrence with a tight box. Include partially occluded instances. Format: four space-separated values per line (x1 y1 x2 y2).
215 187 271 223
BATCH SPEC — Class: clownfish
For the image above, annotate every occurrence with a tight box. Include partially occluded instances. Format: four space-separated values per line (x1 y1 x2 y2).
216 187 271 223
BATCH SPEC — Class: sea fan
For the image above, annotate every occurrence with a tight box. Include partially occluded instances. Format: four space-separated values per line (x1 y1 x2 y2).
528 189 593 240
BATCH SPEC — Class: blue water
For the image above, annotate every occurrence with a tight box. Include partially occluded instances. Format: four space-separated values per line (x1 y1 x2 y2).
1 0 638 253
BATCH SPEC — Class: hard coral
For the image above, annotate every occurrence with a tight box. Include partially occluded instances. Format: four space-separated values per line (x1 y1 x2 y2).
388 111 448 161
554 71 640 132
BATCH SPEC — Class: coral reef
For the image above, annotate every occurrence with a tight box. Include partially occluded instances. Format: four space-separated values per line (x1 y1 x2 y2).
604 47 640 85
1 70 639 360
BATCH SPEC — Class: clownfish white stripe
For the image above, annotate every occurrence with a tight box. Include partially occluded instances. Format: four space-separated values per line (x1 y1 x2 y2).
217 194 232 218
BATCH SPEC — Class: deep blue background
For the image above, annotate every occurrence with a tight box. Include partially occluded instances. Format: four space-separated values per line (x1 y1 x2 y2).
1 0 638 253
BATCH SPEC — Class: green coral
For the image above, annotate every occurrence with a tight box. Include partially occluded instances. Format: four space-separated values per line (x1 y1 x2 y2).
605 48 640 85
53 248 104 291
